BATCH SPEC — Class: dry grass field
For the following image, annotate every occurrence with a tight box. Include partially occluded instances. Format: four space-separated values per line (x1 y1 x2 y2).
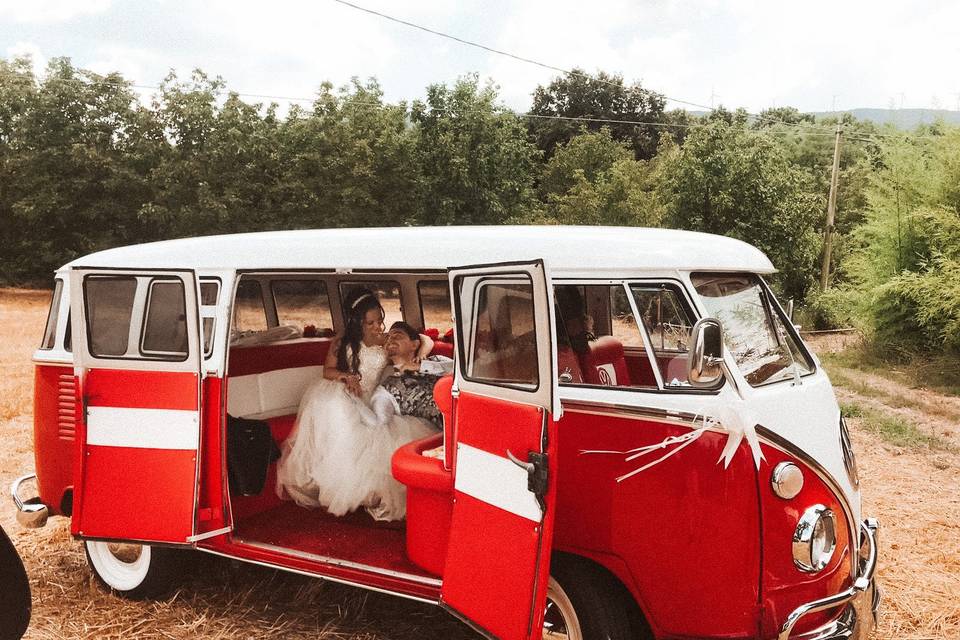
2 289 958 639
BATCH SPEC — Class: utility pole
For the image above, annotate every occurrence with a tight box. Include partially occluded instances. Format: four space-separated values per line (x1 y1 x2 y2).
820 124 843 290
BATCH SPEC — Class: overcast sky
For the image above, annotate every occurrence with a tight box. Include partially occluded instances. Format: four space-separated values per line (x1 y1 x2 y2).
2 0 958 114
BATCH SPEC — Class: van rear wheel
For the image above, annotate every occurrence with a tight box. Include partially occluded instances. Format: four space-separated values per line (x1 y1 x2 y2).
544 560 644 640
84 540 179 599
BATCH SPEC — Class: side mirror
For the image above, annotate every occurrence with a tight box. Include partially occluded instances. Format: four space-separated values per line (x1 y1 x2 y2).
689 317 724 388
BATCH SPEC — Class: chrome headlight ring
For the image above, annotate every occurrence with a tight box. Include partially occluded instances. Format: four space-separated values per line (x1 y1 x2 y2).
793 504 837 573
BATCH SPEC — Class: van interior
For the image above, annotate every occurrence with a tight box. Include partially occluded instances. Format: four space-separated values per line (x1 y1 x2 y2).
222 274 694 581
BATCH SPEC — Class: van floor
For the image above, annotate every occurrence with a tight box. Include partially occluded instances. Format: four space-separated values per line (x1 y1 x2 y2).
233 502 436 580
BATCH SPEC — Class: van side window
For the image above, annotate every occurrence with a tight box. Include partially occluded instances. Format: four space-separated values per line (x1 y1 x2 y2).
555 284 656 389
40 279 63 349
418 281 451 333
468 281 538 386
233 278 268 334
340 281 403 326
630 284 696 386
84 276 137 357
140 279 189 359
272 280 334 334
199 280 219 356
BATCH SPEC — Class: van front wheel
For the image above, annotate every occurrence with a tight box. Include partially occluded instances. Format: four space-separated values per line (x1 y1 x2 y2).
543 561 643 640
84 540 179 599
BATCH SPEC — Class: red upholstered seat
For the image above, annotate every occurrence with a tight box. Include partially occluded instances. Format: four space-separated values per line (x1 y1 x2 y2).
579 336 632 387
391 375 455 576
429 340 454 359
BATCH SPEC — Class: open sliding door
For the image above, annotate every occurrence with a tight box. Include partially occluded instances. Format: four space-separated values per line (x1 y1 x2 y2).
69 269 203 544
442 260 560 639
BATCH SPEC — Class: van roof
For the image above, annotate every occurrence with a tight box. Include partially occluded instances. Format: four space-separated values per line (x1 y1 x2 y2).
64 226 775 275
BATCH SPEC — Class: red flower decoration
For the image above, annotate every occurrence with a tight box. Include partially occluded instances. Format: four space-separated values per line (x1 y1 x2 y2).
443 328 454 342
424 327 440 340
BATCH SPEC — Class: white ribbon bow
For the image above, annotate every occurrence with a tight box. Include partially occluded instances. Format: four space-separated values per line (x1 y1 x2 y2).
579 387 765 482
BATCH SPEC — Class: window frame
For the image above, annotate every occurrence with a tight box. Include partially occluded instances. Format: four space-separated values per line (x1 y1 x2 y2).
199 277 221 358
553 277 721 396
39 279 63 350
138 277 190 362
232 276 270 335
690 272 817 389
417 279 453 333
83 274 139 359
456 273 542 394
270 278 335 333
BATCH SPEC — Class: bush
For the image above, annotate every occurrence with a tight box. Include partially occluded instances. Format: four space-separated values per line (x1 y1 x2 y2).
804 287 859 330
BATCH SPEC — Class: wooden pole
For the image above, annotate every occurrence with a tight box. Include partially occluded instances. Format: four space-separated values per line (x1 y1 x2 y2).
820 124 843 290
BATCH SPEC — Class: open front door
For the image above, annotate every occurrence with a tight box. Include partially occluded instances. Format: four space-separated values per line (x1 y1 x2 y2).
69 269 203 545
442 260 560 640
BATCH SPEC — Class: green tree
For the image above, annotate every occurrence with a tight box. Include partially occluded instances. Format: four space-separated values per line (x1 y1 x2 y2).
411 75 540 225
0 57 164 283
845 129 960 352
273 79 419 229
529 69 666 160
660 118 824 300
537 128 664 226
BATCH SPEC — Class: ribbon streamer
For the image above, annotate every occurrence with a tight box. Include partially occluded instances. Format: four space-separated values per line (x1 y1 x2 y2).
579 388 765 480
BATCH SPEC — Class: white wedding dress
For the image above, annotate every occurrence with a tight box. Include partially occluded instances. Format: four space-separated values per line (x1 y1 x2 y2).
275 342 435 520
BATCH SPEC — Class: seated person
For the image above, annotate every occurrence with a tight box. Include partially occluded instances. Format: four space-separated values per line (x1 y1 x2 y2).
555 285 595 355
367 321 453 428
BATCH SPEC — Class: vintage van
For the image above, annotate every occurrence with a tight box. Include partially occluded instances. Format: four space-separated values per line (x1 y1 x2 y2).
12 226 879 640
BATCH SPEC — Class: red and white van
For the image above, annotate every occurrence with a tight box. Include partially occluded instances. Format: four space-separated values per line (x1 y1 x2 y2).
12 226 879 639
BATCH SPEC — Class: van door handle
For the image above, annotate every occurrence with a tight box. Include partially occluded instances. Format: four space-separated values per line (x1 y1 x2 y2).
507 449 549 502
506 449 535 473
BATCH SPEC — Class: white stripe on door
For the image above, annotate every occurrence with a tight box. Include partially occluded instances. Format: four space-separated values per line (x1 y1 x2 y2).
86 406 200 450
454 443 543 523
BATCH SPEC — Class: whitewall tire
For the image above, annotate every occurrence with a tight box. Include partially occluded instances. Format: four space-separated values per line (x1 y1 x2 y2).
84 540 179 599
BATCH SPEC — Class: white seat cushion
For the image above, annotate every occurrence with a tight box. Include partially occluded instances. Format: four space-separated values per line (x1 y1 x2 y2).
227 365 323 419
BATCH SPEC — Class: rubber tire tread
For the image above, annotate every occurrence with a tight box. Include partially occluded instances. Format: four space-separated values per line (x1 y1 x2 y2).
84 542 181 600
551 559 642 640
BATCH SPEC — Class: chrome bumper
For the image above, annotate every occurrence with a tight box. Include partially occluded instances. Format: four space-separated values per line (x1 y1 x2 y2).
10 473 49 528
778 519 880 640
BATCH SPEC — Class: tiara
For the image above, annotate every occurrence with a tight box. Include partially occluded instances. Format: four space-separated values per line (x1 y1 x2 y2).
350 292 375 309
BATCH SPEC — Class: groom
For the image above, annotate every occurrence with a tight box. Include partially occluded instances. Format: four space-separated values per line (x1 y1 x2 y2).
380 322 453 427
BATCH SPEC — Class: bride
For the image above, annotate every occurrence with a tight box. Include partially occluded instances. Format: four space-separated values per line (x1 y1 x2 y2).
275 287 434 521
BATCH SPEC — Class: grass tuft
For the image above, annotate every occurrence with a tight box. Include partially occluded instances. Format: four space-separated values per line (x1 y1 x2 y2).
840 401 953 451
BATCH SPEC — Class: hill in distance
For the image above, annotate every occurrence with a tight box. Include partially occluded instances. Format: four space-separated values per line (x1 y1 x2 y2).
813 108 960 128
687 108 960 128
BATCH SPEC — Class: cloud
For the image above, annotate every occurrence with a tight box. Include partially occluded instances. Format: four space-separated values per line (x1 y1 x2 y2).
0 0 111 23
5 41 47 72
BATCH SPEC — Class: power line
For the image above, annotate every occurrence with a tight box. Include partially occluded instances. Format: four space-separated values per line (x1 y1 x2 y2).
330 0 846 137
0 66 947 143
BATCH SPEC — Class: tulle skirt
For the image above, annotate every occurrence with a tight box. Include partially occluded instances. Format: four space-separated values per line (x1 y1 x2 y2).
275 378 436 521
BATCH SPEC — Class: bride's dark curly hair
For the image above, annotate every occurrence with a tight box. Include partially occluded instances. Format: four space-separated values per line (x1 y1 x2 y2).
337 287 385 374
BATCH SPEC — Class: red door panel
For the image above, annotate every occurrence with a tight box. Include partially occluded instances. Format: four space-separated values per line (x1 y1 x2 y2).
442 392 557 640
73 368 201 543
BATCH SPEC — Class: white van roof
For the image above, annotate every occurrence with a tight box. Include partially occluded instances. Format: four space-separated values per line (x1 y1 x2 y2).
64 226 775 275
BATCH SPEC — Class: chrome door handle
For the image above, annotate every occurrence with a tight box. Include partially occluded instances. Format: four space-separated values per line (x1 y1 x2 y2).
506 449 535 474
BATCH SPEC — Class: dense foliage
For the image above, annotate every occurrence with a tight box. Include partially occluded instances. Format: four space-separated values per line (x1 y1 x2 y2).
2 56 959 358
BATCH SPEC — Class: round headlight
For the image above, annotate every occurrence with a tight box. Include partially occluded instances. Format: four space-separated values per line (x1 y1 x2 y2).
792 504 836 572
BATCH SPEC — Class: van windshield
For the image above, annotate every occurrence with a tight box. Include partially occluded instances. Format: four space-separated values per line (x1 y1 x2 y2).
691 274 814 387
